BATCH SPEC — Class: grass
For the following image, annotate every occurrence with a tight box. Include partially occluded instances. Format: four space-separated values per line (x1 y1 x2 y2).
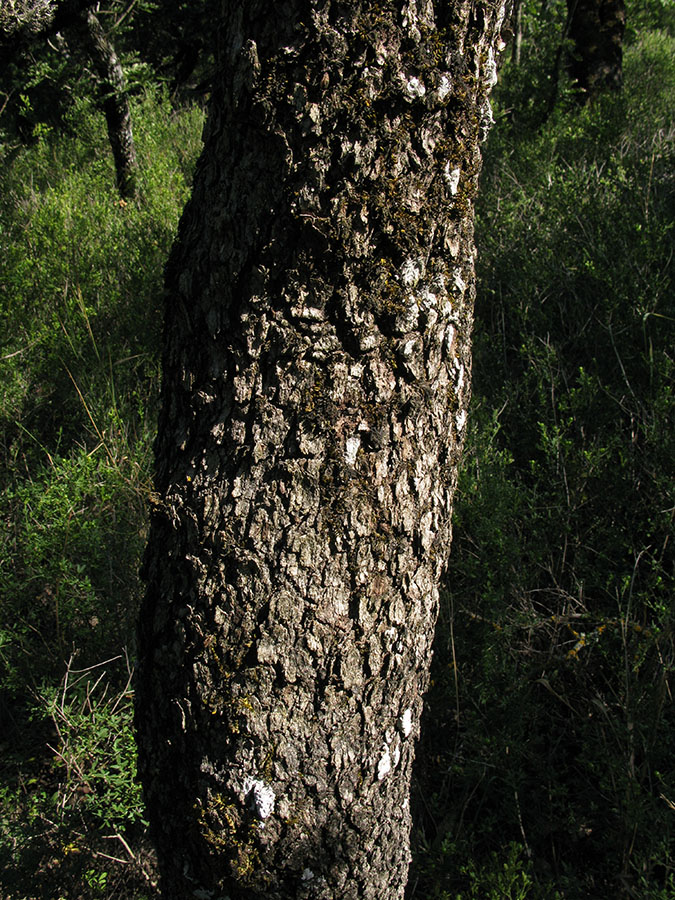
0 87 204 900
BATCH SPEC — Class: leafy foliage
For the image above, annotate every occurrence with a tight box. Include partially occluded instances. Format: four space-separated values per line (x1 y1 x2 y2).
0 89 203 899
412 27 675 900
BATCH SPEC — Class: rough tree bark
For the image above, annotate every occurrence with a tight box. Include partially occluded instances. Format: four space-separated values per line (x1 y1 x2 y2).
136 1 506 898
71 7 138 198
566 0 625 100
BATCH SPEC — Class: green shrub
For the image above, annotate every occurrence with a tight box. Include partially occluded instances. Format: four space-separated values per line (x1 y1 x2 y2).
0 89 204 691
413 29 675 900
426 841 561 900
0 87 203 899
0 449 147 695
38 655 144 833
0 657 152 899
0 90 204 465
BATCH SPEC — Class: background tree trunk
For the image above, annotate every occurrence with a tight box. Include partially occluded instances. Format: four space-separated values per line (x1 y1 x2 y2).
566 0 626 100
73 6 138 198
136 1 506 898
511 0 522 65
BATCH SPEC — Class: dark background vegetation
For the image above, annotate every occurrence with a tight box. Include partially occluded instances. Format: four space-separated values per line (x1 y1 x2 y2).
1 1 673 897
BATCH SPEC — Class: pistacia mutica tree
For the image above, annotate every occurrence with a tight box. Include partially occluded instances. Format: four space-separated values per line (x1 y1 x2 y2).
135 1 507 898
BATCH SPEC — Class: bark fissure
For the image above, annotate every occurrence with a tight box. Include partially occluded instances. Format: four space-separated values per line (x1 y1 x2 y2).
137 2 507 898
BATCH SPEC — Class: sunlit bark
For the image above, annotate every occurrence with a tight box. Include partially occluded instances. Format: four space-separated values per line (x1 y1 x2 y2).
136 2 507 897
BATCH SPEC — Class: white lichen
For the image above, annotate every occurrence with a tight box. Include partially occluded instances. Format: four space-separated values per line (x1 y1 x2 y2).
456 409 467 433
402 4 422 43
445 323 456 354
243 777 275 820
479 98 495 141
344 435 361 466
301 869 315 882
444 163 461 195
455 361 465 392
453 270 466 295
404 75 426 98
399 708 413 738
437 74 452 101
418 287 437 310
484 45 499 89
400 257 424 287
377 743 392 780
305 103 322 133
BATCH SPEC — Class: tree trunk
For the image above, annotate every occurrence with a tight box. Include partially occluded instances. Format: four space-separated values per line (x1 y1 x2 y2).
75 7 138 198
511 0 522 66
566 0 625 100
136 2 506 898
